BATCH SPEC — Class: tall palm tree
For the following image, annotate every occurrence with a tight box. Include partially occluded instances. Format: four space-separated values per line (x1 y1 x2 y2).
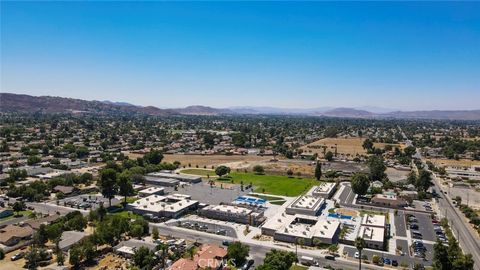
355 237 366 270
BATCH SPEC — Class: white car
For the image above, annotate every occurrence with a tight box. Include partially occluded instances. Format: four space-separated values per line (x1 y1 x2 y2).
354 251 360 259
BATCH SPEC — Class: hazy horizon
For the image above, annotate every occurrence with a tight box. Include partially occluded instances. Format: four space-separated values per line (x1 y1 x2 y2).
1 2 480 110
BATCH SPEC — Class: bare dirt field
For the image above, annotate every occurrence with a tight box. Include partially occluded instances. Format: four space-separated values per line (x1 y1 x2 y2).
427 158 480 167
88 253 129 270
300 137 401 157
163 154 271 168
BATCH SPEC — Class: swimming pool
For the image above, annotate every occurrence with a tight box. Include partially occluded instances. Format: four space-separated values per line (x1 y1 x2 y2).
234 196 266 206
328 213 353 220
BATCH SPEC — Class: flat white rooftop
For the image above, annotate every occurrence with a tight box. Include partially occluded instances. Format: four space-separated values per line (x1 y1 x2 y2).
361 214 386 228
359 226 384 243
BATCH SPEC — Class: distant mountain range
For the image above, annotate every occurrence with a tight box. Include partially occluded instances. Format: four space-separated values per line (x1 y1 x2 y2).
1 93 479 120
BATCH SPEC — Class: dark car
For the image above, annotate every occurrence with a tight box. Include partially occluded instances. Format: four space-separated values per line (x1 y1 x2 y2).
410 224 419 230
324 255 335 261
240 259 254 270
392 260 399 267
222 240 231 246
383 258 392 265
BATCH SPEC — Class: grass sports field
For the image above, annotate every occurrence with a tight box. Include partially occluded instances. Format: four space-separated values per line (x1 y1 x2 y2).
217 172 318 196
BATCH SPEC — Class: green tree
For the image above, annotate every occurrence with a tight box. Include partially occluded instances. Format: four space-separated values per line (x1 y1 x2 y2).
314 162 322 180
215 165 229 177
117 172 134 205
433 240 451 270
12 201 26 216
0 248 4 260
252 165 265 175
325 151 334 162
151 226 159 240
227 241 250 266
367 155 387 181
362 139 374 150
416 169 433 193
355 237 366 270
144 149 163 165
130 224 144 239
256 249 296 270
99 168 118 207
132 246 157 270
351 173 370 196
69 246 82 268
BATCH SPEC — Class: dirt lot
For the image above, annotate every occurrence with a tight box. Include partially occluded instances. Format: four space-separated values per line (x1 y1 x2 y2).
300 137 400 157
163 154 271 168
0 250 27 270
427 158 480 167
88 253 129 270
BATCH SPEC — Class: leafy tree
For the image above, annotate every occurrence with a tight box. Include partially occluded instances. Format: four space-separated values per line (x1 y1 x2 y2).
130 224 144 239
256 249 296 270
355 237 366 270
151 226 159 240
367 155 387 181
144 149 163 165
403 146 417 157
351 173 370 196
117 172 134 205
132 246 157 270
227 241 250 266
286 169 293 177
325 151 334 162
99 168 118 207
27 155 41 165
0 248 4 260
69 246 82 268
56 250 65 266
416 169 433 193
362 139 374 150
433 240 451 270
215 165 229 177
253 165 265 175
314 162 322 180
12 201 26 215
34 224 48 247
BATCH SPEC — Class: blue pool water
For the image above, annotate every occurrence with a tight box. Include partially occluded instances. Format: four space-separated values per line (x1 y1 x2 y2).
328 213 353 220
234 196 266 206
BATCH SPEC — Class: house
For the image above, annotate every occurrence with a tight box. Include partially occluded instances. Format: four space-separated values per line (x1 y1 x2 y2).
59 231 86 251
25 214 61 230
370 194 407 208
0 225 34 246
169 244 228 270
53 185 74 195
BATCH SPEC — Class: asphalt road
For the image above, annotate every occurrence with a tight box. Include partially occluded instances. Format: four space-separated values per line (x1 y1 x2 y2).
151 223 387 270
404 128 480 270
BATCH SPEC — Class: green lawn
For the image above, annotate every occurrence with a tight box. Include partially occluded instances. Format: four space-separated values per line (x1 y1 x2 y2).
180 168 215 177
217 172 318 197
111 210 143 220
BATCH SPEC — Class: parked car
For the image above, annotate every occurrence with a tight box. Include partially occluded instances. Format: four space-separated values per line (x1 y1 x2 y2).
324 255 335 261
240 259 255 270
383 258 392 265
11 252 25 261
222 240 231 246
410 224 419 230
392 260 399 266
354 251 360 259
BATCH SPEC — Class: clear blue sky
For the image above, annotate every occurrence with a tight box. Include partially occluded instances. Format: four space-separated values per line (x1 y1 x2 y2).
1 2 479 110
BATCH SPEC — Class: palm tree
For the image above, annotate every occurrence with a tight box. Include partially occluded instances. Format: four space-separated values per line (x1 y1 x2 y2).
355 237 366 270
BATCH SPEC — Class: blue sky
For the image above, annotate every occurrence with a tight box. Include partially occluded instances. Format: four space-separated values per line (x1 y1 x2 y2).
1 2 479 110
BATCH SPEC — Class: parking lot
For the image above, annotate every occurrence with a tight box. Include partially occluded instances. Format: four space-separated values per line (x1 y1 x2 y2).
406 212 438 242
164 182 248 205
344 245 432 268
57 194 120 210
171 219 237 238
394 210 407 237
